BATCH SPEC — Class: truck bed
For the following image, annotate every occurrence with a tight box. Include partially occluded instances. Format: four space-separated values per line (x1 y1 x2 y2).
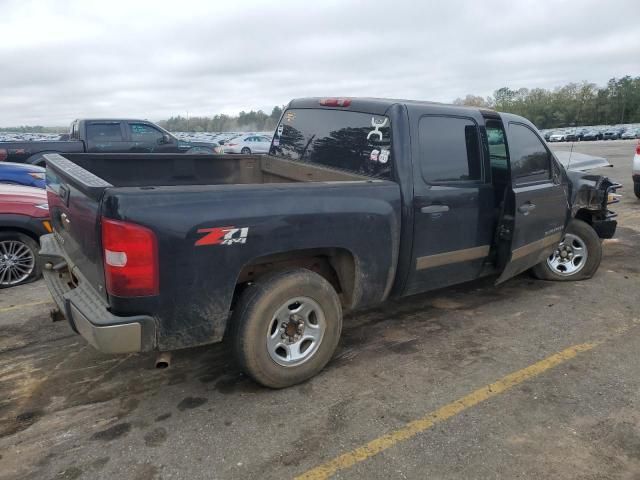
1 140 84 163
60 152 369 188
43 152 401 351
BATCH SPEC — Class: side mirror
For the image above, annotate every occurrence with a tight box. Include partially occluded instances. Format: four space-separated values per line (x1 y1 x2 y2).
160 133 171 144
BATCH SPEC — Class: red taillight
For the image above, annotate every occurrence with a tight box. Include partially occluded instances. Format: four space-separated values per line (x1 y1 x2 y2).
0 148 7 162
319 98 352 107
636 142 640 155
102 217 159 297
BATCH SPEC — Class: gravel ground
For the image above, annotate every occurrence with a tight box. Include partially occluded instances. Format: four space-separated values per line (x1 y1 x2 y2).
0 139 638 480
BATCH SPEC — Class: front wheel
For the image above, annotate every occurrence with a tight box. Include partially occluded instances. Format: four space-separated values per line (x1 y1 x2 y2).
230 269 342 388
0 232 41 288
531 219 602 281
634 183 640 199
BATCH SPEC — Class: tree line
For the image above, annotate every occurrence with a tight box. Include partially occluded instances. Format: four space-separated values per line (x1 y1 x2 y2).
3 77 640 132
158 106 283 132
453 75 640 129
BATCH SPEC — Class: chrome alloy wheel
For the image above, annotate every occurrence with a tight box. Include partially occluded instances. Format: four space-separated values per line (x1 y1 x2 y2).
0 240 35 286
266 297 326 367
546 233 588 277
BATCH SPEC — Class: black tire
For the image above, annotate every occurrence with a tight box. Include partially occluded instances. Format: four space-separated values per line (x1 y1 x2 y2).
241 147 251 155
230 268 342 388
531 219 602 281
0 232 41 288
634 183 640 199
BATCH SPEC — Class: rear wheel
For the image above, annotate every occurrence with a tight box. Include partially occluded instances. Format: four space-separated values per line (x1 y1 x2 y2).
0 232 41 288
531 219 601 281
230 269 342 388
634 183 640 199
241 147 251 155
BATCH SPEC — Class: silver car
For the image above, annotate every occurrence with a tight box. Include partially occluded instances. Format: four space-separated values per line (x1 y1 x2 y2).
222 135 272 154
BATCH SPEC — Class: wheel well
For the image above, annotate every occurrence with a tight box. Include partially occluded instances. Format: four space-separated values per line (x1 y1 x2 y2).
234 248 357 309
0 226 40 243
574 208 594 225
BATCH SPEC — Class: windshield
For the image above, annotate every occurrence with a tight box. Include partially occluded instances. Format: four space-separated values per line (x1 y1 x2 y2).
270 108 392 179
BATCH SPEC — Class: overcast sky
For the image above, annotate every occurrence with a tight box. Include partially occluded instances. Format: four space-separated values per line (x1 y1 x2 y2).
1 0 639 127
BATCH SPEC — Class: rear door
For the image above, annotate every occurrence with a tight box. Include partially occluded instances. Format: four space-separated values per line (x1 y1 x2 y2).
495 116 569 283
85 121 131 153
404 114 495 295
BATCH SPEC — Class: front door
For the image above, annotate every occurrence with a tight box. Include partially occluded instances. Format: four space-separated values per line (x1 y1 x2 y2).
127 122 177 153
495 116 569 283
404 114 495 295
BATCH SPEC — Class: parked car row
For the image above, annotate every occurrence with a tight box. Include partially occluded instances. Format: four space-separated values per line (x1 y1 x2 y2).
543 125 640 142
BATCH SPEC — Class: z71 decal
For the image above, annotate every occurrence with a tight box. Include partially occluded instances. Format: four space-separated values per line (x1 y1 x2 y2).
195 226 249 246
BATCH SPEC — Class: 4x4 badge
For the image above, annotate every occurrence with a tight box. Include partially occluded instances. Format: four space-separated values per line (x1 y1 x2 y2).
195 226 249 246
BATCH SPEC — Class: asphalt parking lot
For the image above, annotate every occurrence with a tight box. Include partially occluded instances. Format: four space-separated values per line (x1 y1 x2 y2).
1 140 639 480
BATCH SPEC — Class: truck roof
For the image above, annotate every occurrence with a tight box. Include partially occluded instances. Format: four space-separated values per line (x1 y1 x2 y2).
74 119 152 123
288 97 498 117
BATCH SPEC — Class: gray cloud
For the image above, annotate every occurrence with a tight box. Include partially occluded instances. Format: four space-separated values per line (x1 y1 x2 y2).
1 0 639 126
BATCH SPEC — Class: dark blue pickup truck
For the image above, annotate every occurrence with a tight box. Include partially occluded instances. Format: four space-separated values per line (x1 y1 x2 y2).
39 97 619 388
0 118 215 166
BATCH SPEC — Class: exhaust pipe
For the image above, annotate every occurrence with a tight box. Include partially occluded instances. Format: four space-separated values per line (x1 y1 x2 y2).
155 352 171 369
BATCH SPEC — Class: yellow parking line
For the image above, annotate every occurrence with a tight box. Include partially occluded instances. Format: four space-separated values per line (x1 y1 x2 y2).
0 300 52 313
295 342 598 480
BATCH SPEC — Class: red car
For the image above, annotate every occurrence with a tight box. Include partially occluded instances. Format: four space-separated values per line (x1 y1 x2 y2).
0 184 51 287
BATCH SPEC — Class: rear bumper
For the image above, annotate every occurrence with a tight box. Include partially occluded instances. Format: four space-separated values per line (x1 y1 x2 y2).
39 234 156 353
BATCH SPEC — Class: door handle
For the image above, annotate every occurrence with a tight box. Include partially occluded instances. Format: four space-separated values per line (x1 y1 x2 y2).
421 205 450 214
518 203 536 215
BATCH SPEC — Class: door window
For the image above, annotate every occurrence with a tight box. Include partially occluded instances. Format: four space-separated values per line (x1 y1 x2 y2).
418 116 482 183
486 123 507 170
129 123 164 143
507 123 551 183
86 123 123 143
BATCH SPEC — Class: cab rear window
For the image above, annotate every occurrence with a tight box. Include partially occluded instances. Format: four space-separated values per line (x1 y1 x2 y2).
270 108 392 179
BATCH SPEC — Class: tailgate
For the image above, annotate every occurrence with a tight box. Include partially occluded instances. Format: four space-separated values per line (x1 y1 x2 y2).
44 153 112 301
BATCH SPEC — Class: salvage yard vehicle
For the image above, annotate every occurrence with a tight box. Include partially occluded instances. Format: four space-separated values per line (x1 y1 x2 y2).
40 97 620 388
0 119 216 166
548 132 568 142
0 185 51 287
0 162 46 188
222 134 272 154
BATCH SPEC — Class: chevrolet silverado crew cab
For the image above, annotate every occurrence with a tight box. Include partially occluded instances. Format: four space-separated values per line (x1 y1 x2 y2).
0 119 215 166
40 97 619 388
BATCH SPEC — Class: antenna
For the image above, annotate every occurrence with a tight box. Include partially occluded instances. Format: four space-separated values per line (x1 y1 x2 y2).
566 140 574 171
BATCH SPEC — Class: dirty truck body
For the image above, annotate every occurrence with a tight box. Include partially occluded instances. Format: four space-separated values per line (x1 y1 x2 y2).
40 98 618 387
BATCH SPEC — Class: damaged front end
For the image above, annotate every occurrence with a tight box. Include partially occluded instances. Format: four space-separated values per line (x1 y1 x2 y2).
566 170 621 239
